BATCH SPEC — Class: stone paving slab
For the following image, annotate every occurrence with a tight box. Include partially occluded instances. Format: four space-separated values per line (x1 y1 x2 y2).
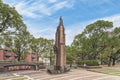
24 69 120 80
0 69 120 80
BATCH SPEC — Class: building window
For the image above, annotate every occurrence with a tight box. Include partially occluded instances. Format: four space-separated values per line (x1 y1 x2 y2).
14 56 18 59
5 55 11 58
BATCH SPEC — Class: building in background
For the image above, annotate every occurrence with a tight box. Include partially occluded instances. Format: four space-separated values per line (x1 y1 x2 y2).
25 53 38 62
0 49 18 61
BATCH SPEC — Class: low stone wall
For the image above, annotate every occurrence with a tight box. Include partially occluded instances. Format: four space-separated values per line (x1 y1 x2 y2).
47 66 70 74
0 67 4 72
0 62 45 72
5 65 35 71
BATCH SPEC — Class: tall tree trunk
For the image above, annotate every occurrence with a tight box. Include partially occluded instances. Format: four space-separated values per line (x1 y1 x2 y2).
18 53 21 61
50 56 52 65
108 56 112 67
50 50 52 65
81 53 84 60
37 52 39 62
18 46 21 61
112 58 116 66
100 58 103 65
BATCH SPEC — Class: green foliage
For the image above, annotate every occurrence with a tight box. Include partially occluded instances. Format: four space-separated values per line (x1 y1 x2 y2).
73 21 112 60
0 0 28 61
77 60 99 66
0 0 25 33
0 0 2 3
66 46 77 64
0 0 55 63
71 20 120 66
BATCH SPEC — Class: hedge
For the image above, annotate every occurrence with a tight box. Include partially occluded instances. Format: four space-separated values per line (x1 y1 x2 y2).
77 60 99 66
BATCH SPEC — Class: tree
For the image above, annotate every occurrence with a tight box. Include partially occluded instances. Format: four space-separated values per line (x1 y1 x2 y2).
0 0 25 33
0 0 26 60
29 37 54 63
72 20 114 65
66 46 77 64
72 33 90 60
72 20 120 66
0 36 3 48
107 27 120 66
84 20 113 59
47 39 54 65
12 28 32 61
0 0 2 2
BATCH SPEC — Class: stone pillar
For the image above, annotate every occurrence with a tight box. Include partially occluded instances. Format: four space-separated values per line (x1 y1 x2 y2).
54 16 66 72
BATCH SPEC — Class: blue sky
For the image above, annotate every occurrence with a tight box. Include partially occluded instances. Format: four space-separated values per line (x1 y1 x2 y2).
3 0 120 45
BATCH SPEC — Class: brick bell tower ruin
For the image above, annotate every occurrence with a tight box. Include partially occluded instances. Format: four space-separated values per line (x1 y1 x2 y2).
54 16 66 72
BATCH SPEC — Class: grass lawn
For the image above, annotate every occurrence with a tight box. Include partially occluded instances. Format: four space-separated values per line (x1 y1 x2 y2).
0 76 28 80
88 67 120 76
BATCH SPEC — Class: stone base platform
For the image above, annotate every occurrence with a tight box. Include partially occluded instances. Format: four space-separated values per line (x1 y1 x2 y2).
47 66 70 74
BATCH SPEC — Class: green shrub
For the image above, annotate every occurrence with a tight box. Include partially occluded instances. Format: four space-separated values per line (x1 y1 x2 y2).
77 60 99 66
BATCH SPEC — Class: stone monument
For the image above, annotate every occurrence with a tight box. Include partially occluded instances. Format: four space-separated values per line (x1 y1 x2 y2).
54 16 66 72
47 17 70 74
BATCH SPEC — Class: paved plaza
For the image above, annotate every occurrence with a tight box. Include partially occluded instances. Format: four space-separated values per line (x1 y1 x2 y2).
1 68 119 80
28 69 120 80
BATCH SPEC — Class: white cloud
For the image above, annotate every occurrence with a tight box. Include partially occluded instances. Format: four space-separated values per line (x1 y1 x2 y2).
4 0 75 18
66 28 82 45
65 14 120 45
30 28 55 39
31 28 56 40
65 21 90 45
51 1 73 10
88 14 120 27
99 14 120 27
15 2 38 18
48 0 57 3
26 20 56 40
26 14 120 45
3 0 120 45
36 0 75 16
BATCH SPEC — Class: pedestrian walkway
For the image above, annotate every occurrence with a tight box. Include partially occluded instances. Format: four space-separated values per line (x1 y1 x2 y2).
24 69 120 80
